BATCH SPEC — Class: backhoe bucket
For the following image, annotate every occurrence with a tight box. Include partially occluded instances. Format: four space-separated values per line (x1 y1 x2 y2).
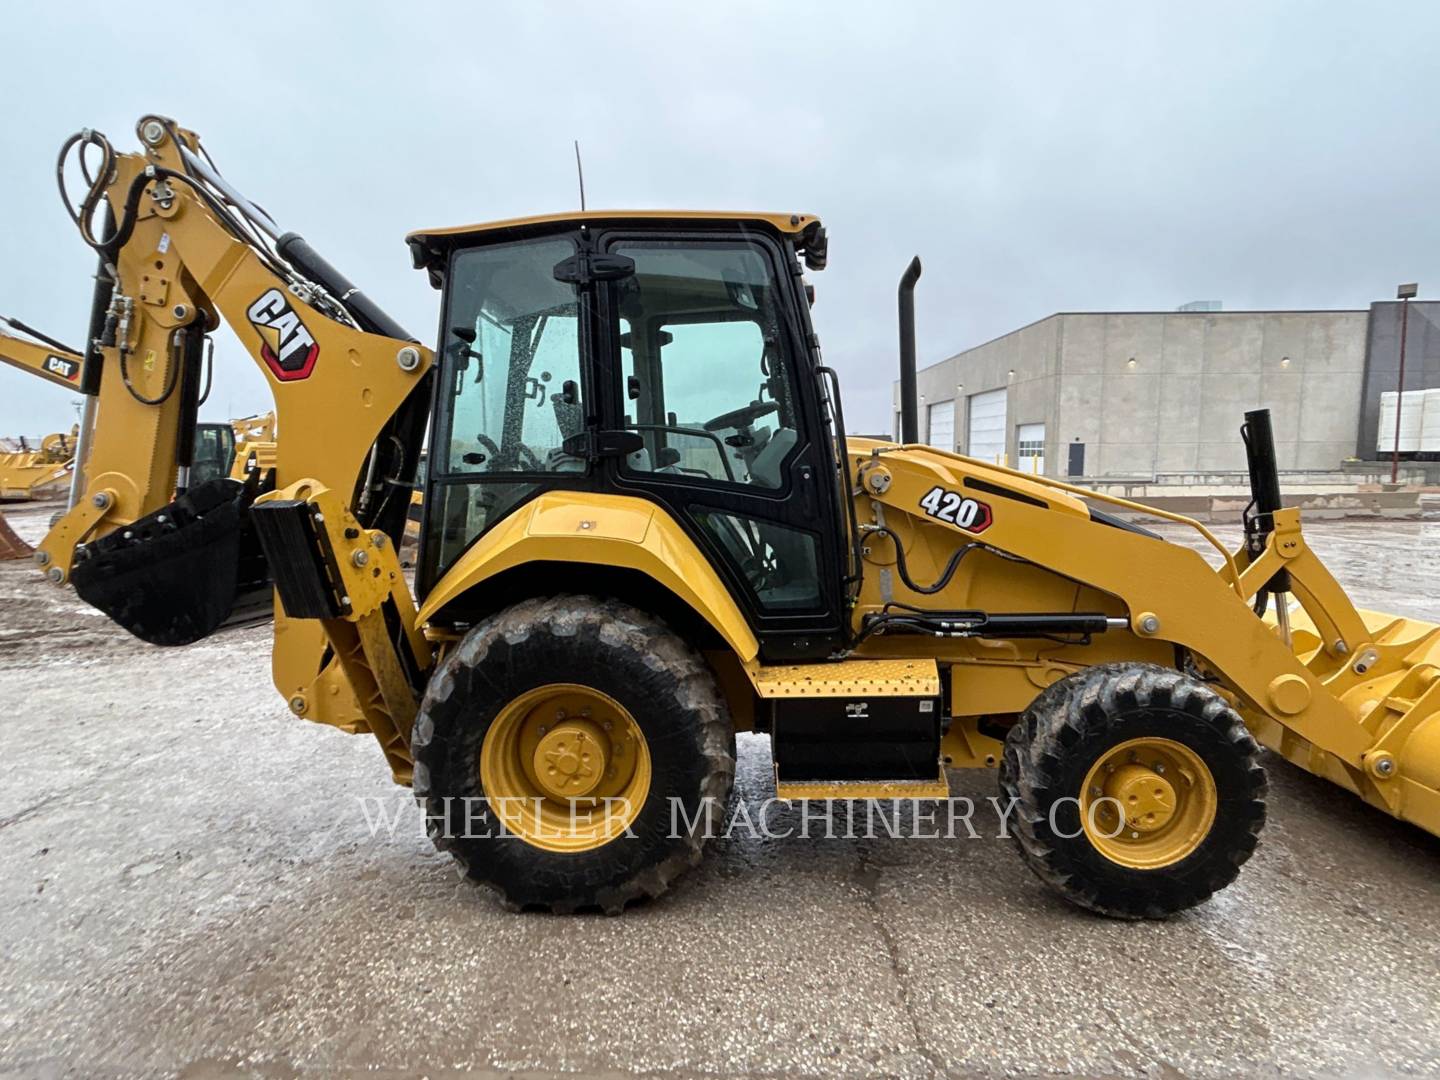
0 511 32 560
69 478 271 646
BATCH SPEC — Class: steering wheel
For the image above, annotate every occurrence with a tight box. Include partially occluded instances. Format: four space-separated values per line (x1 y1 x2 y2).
703 399 779 432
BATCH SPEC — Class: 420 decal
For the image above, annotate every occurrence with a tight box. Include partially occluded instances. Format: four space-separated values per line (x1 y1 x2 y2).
917 486 993 533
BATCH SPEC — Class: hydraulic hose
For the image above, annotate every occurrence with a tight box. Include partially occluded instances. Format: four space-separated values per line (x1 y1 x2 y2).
866 524 983 595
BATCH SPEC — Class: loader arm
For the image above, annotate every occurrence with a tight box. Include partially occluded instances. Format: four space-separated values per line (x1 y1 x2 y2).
37 116 435 742
849 439 1440 837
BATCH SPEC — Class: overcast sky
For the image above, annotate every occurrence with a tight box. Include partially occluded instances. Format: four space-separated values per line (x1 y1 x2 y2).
3 1 1438 437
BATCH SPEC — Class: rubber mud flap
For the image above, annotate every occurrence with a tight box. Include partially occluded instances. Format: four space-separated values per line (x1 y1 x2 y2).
70 478 269 646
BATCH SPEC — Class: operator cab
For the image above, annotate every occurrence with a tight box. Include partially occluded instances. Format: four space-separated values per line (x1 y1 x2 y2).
407 212 849 661
189 423 236 488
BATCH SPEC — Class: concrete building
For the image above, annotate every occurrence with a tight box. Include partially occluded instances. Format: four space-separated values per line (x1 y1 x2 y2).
1358 300 1440 458
898 301 1440 478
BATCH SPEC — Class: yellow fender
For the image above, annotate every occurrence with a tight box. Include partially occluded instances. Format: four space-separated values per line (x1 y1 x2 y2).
416 492 760 664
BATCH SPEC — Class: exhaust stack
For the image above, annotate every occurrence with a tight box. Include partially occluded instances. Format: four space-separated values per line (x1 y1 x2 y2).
1242 407 1291 595
898 256 922 443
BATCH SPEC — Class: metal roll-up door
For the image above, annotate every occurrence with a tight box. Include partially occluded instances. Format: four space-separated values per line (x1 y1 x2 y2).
927 400 955 450
967 389 1007 464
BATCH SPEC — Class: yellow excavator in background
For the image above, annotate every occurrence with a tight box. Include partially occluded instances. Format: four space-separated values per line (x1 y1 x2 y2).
0 319 83 557
1 312 276 556
0 427 75 501
28 115 1440 918
0 316 86 390
0 320 82 503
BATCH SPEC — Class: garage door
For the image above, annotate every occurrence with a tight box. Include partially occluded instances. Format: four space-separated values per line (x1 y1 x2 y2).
926 400 955 450
1016 422 1045 474
967 389 1007 463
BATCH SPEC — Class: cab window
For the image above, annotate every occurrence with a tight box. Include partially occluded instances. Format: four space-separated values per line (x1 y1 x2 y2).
438 236 585 476
613 240 797 490
425 234 586 579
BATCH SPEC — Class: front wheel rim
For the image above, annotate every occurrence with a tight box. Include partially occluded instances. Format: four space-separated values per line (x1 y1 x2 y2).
479 683 652 853
1079 736 1218 869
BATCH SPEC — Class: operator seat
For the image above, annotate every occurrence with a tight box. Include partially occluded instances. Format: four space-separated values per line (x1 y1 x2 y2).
746 427 797 487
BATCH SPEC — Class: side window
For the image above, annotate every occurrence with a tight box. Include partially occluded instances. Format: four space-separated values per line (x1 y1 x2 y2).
613 240 798 490
693 510 822 612
189 425 234 487
441 237 585 477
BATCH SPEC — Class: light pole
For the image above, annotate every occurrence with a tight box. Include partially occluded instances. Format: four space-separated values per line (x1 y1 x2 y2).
1392 282 1419 483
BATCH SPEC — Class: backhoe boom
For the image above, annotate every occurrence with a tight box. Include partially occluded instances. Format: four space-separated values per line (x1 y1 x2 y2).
39 116 434 739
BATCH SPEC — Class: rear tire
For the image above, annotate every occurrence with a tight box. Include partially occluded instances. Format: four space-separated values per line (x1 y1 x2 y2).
999 662 1266 919
412 595 735 913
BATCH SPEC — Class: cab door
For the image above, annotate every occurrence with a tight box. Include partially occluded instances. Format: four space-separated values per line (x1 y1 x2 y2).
595 229 846 661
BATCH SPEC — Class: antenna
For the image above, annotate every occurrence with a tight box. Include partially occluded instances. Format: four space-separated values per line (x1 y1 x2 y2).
574 140 587 211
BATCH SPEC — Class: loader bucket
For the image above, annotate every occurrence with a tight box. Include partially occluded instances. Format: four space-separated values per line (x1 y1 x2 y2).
1265 602 1440 836
69 477 271 646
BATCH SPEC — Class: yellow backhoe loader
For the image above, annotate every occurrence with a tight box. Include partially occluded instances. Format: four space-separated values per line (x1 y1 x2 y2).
30 116 1440 918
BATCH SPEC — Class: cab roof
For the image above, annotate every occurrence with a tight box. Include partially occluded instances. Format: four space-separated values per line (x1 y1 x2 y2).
406 210 827 278
407 209 819 244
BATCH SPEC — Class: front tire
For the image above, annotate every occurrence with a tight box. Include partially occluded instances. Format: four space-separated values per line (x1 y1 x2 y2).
999 663 1267 919
411 595 735 913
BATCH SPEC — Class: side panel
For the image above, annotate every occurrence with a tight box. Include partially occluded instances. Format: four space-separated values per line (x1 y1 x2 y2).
416 492 760 664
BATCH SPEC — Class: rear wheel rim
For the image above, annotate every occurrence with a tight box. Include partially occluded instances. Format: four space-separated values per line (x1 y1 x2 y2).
479 683 652 853
1079 736 1217 869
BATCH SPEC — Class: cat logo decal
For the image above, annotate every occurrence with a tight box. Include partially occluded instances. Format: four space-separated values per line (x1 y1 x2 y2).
247 288 318 380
